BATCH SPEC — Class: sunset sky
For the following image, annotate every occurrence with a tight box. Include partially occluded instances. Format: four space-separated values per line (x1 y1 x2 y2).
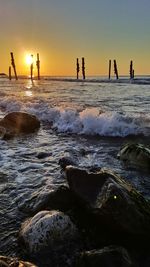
0 0 150 76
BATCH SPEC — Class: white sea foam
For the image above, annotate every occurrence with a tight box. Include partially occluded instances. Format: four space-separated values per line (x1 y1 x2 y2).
0 97 149 137
28 106 150 137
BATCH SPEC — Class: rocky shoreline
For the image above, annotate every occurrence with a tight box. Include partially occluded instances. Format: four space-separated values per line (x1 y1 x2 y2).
1 164 150 266
0 112 150 266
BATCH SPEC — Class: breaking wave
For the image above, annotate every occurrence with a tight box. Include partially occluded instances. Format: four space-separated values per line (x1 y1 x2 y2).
36 107 150 137
0 97 149 137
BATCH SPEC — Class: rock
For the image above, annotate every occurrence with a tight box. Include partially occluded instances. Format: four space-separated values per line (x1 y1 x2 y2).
59 156 77 169
0 127 6 139
0 73 7 77
117 143 150 169
59 150 79 170
36 151 52 159
65 166 107 203
19 210 79 253
65 166 150 246
0 256 36 266
76 246 135 267
0 112 40 138
18 185 78 214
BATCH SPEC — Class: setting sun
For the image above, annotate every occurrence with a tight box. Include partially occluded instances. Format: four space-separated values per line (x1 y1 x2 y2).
25 54 33 65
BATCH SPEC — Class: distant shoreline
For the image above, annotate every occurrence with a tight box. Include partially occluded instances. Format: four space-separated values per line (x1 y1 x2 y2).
1 74 150 85
43 77 150 85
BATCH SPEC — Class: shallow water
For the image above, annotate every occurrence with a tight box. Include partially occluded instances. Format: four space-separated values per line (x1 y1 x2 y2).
0 77 149 264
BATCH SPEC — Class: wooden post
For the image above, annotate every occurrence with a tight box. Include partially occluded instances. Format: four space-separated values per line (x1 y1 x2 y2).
130 60 134 79
114 59 119 79
10 52 18 80
76 58 80 79
130 60 133 79
36 53 40 80
9 66 11 80
108 60 111 79
30 54 33 80
82 57 85 80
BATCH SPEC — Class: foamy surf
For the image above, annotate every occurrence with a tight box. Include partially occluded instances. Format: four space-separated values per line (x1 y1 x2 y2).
0 96 149 137
27 106 150 137
0 93 149 137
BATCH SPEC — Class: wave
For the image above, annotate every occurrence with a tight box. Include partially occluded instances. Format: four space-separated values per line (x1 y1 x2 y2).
39 108 149 137
0 97 149 137
44 76 150 85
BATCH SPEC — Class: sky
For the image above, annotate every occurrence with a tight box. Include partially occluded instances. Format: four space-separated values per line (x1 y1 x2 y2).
0 0 150 76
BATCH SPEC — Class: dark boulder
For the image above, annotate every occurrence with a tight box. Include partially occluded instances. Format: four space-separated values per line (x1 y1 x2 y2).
19 210 79 254
0 112 40 138
36 151 52 159
65 166 150 246
117 143 150 169
76 246 135 267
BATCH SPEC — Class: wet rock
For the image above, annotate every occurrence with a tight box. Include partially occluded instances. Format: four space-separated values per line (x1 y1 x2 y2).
18 185 77 214
65 166 106 203
36 151 52 159
59 156 77 169
0 127 6 139
0 256 36 266
117 143 150 169
0 112 40 138
19 210 79 253
65 166 150 246
59 152 79 170
76 246 135 267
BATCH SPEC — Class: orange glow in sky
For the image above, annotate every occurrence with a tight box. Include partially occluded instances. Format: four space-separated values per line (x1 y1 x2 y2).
0 1 150 76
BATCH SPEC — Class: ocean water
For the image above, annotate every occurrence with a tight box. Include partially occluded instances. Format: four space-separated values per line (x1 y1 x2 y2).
0 77 149 264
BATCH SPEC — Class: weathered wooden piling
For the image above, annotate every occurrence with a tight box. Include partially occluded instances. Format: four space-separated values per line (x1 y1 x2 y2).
76 58 80 79
36 53 40 80
30 54 33 80
108 60 111 79
10 52 18 80
9 66 11 80
114 59 119 79
82 57 85 80
130 60 134 79
130 60 133 79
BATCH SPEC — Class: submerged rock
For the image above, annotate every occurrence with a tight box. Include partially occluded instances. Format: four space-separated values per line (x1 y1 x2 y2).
36 151 52 159
76 246 135 267
59 150 80 170
0 112 40 138
19 210 78 253
117 143 150 169
65 166 150 245
0 256 36 266
59 156 77 169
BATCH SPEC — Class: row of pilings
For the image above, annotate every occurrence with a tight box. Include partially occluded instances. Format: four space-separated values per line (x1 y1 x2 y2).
9 52 40 81
76 58 135 80
5 52 134 81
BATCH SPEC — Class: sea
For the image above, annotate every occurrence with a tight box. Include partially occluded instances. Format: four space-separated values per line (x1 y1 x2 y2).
0 76 149 265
